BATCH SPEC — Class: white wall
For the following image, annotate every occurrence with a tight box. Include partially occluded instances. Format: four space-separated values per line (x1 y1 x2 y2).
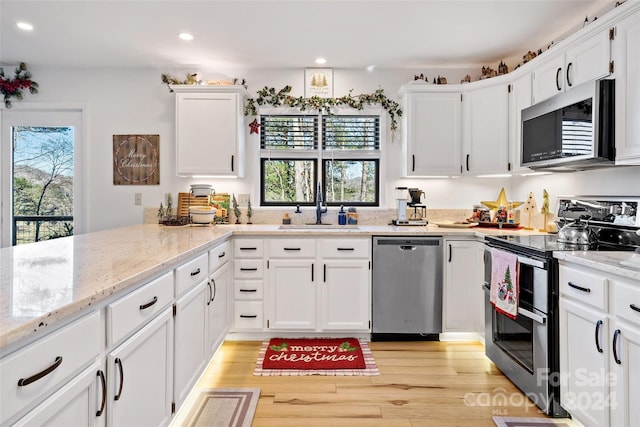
13 65 639 232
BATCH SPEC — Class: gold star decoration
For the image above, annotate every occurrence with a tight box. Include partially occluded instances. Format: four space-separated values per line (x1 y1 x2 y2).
481 187 523 210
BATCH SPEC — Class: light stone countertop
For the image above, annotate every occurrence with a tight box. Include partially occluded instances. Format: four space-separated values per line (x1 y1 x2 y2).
554 250 640 281
0 221 619 353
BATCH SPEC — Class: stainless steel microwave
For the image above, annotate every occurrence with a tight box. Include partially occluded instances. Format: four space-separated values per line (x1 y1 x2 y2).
521 79 615 170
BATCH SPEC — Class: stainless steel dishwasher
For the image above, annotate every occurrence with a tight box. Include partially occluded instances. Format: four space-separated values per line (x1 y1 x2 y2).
372 236 443 340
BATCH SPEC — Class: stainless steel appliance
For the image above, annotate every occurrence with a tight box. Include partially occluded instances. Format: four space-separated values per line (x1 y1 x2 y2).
484 196 640 417
372 236 442 340
521 79 615 171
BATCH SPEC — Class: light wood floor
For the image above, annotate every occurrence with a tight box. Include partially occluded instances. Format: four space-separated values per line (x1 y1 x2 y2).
194 340 551 427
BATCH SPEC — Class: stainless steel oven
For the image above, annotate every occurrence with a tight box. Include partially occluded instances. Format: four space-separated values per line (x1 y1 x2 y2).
483 238 567 417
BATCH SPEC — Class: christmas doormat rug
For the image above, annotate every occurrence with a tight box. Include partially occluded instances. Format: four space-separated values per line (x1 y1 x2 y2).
254 338 379 376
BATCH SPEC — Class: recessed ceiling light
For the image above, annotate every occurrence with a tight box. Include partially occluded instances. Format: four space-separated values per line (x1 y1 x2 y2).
16 22 34 31
315 57 327 65
366 65 375 72
178 32 194 41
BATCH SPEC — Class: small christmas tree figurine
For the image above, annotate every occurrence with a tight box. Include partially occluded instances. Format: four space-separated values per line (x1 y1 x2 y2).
246 198 253 224
540 189 550 232
523 192 537 230
232 194 241 224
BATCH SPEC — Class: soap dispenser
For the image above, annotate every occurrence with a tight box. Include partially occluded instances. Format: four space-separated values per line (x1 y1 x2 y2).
338 205 347 225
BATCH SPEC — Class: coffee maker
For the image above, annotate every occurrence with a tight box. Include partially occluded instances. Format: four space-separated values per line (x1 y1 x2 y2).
392 187 428 226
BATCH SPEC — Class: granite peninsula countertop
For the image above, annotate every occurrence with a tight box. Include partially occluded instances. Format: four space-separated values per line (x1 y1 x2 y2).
554 250 640 281
2 222 632 353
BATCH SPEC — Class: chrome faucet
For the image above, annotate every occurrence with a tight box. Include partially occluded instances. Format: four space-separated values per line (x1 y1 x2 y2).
315 181 327 224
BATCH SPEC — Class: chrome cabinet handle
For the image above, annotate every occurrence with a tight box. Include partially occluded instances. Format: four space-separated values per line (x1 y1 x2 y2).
612 329 622 365
595 320 604 353
114 358 124 401
17 356 63 386
139 296 158 310
96 370 107 417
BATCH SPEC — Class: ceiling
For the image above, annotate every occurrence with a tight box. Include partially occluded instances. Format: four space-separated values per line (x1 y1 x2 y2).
0 0 615 71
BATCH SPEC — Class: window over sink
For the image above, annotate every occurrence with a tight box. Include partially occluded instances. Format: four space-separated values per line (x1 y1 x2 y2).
260 112 381 207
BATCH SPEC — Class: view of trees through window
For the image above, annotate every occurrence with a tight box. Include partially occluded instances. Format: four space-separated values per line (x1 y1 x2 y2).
12 126 74 245
260 114 380 206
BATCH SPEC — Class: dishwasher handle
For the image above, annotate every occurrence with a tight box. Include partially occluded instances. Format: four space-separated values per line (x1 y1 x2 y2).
400 245 417 251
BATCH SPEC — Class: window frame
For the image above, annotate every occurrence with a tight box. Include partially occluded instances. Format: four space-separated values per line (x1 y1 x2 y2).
257 106 385 208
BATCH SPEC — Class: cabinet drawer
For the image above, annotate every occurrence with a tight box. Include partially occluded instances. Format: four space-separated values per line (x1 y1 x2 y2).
234 239 264 258
234 259 264 279
234 302 263 330
107 271 174 346
559 264 607 311
269 239 316 258
209 240 231 273
175 253 208 296
234 280 264 300
0 311 101 426
320 238 370 258
612 279 640 325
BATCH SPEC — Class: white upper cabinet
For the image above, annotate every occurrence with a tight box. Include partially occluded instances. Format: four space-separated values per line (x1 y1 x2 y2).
613 4 640 165
400 86 462 177
508 73 533 173
172 85 248 177
462 82 510 175
532 29 612 104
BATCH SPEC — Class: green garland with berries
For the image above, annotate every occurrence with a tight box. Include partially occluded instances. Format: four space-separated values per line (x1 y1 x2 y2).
0 63 38 108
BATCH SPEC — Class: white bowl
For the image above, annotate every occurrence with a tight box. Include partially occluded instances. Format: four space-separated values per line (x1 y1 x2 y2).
190 184 213 197
189 206 216 224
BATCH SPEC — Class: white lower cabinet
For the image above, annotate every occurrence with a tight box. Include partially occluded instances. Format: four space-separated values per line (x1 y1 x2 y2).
442 239 484 334
559 297 610 427
173 281 208 408
268 259 316 330
266 237 371 333
107 308 173 427
320 259 370 331
13 361 104 427
609 277 640 427
559 262 640 427
207 262 230 356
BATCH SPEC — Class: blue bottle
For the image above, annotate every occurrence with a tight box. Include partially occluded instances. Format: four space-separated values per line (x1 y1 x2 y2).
338 205 347 225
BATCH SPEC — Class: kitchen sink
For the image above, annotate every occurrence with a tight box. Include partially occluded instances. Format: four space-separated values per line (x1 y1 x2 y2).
278 224 359 230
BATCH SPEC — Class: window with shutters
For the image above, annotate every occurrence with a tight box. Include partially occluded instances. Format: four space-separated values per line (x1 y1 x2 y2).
260 113 381 206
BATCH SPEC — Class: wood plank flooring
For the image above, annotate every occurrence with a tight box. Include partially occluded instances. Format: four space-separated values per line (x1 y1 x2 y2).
193 340 551 427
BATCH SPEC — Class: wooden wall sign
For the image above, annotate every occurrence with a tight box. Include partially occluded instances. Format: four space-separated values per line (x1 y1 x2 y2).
113 134 159 185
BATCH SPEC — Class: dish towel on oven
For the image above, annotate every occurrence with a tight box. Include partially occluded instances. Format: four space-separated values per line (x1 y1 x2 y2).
490 248 519 319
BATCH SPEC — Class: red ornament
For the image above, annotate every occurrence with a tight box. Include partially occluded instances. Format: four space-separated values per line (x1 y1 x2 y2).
249 118 261 134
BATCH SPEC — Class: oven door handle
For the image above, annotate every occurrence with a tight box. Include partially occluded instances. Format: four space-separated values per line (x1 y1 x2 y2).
516 256 546 269
518 307 547 325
